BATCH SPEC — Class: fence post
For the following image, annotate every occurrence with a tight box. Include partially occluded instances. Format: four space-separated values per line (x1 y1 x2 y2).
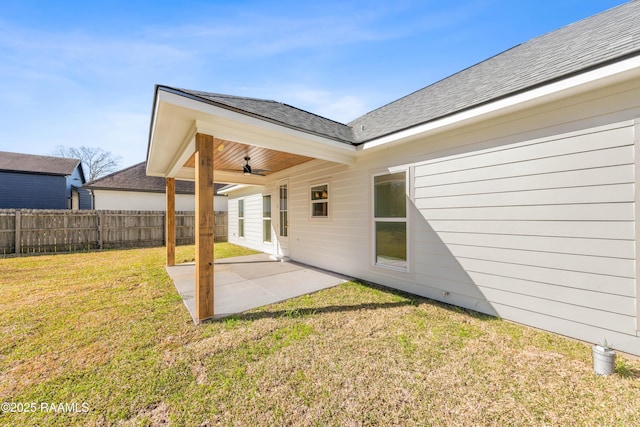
14 210 21 254
63 211 69 251
98 211 104 250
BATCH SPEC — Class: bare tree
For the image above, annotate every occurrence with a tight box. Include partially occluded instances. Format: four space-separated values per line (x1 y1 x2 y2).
51 146 122 182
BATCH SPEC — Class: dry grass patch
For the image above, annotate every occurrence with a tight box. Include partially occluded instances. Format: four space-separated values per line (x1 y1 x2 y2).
1 245 639 426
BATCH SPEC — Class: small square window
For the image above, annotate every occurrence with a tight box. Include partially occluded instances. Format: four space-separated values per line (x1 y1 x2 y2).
310 184 329 218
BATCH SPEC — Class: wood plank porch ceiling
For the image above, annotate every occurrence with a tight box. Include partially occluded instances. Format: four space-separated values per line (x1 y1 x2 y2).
184 138 314 175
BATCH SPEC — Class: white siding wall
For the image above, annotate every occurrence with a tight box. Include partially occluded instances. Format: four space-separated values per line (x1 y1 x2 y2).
226 78 640 355
227 190 276 254
413 123 637 351
93 190 228 211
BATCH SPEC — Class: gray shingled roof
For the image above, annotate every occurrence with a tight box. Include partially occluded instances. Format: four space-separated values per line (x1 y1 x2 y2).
0 151 82 176
157 1 640 146
85 162 195 193
161 88 355 143
349 1 640 142
86 162 227 195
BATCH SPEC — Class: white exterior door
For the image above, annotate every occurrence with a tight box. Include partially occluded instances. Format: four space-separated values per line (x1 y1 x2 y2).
277 181 289 257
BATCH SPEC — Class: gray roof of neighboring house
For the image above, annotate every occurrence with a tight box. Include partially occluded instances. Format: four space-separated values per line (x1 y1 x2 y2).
85 162 226 195
0 151 82 176
159 1 640 145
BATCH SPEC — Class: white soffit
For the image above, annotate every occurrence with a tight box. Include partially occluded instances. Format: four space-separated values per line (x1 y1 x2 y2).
147 90 357 179
361 55 640 151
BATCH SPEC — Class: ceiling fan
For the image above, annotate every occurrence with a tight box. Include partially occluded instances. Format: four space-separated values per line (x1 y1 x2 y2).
232 156 269 176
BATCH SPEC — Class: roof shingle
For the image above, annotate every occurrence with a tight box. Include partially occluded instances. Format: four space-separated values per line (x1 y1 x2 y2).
85 162 196 193
86 162 226 195
165 88 355 143
0 151 82 176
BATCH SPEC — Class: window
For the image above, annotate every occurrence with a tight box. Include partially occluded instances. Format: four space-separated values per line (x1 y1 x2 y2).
263 195 272 243
279 184 288 237
373 171 407 270
238 199 245 238
310 184 329 218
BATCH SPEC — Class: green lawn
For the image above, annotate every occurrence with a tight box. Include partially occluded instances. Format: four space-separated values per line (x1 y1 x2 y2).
1 244 639 426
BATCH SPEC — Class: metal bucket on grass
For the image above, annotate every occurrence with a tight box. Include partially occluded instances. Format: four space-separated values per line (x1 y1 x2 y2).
592 344 616 376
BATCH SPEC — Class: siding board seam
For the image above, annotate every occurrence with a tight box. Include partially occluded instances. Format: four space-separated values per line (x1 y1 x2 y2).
416 164 634 189
415 181 634 199
427 219 633 222
469 269 635 299
419 201 634 208
415 144 634 178
414 123 634 169
425 230 635 240
478 283 635 317
413 259 634 297
441 242 635 260
490 301 636 337
453 255 635 279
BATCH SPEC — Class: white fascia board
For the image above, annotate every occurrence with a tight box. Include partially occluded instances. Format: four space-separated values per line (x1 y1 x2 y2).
146 98 166 177
167 123 197 178
361 55 640 151
157 90 356 165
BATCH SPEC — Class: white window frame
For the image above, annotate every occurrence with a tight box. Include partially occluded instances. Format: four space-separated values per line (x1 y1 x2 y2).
310 182 330 219
371 169 410 272
238 198 245 239
278 184 288 238
262 194 272 244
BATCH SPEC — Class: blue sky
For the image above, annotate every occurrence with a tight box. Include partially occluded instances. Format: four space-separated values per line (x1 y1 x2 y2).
0 0 627 171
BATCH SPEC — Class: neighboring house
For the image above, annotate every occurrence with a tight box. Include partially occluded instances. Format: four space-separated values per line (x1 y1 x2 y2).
146 2 640 355
85 162 228 211
0 151 90 210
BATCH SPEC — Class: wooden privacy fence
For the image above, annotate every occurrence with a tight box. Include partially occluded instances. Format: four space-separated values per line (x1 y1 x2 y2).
0 209 228 255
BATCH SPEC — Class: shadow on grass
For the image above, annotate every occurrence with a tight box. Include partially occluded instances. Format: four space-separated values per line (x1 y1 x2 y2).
207 280 495 323
213 300 415 322
356 279 497 322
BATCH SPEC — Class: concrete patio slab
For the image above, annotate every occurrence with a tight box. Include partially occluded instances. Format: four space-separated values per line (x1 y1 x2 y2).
166 253 350 321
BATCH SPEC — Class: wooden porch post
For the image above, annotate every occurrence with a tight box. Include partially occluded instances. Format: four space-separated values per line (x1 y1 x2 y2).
166 177 176 267
195 133 215 322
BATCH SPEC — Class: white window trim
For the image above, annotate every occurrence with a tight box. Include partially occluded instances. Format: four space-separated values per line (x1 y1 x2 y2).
262 194 272 244
278 181 289 239
238 198 245 239
309 182 330 219
371 169 411 273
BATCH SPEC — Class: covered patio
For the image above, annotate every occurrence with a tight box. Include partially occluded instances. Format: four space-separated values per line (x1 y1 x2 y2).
146 86 357 323
166 253 349 321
